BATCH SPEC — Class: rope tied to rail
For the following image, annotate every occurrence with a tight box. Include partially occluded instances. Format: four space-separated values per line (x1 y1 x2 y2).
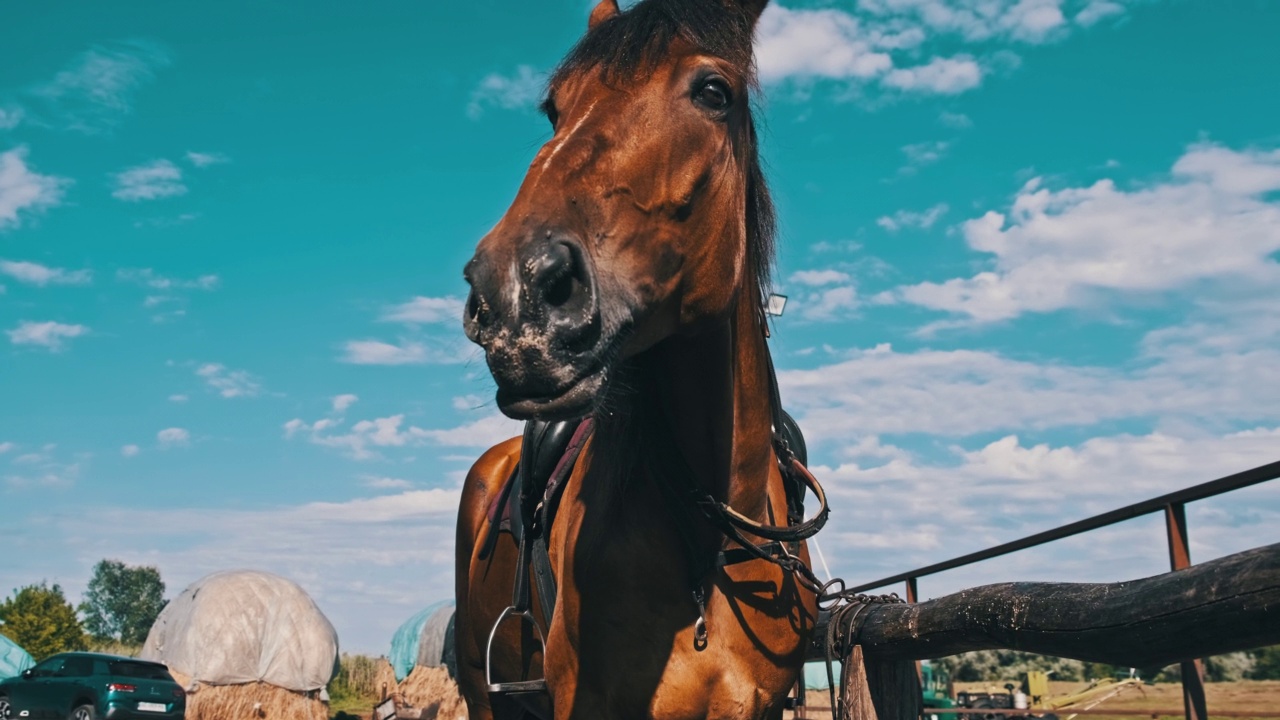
819 588 907 719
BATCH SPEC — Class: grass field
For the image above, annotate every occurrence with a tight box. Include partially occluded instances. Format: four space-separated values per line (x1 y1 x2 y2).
945 679 1280 719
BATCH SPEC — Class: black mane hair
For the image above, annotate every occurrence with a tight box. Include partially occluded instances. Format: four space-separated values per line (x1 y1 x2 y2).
549 0 777 304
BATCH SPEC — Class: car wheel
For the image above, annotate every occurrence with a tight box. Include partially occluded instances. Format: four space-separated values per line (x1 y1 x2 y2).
70 704 97 720
0 695 11 720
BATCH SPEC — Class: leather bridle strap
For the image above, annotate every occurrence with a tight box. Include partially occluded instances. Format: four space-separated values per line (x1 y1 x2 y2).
692 455 829 543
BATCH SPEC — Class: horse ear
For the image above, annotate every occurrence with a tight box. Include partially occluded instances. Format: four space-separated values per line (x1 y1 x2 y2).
727 0 768 27
589 0 620 30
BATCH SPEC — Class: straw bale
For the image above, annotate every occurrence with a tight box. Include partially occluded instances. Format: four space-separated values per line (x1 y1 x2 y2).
373 658 399 702
169 669 328 720
396 666 467 720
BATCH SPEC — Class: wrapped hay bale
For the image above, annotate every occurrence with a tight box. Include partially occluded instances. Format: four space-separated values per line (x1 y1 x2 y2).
387 601 465 719
142 570 340 720
397 665 466 720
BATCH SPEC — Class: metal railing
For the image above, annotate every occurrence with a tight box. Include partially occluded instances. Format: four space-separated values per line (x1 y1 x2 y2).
846 459 1280 720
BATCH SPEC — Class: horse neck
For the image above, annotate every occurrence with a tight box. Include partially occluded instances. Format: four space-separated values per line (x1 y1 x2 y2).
596 291 776 521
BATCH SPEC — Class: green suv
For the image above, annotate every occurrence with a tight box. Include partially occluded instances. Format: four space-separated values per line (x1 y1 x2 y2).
0 652 186 720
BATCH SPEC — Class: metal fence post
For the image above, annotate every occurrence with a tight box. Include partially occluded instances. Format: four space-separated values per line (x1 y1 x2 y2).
1165 502 1208 720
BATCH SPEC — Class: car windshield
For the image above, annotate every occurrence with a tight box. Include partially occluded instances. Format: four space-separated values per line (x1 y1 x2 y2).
109 661 174 681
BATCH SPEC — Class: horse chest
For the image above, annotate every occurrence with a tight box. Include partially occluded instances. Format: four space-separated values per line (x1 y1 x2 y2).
541 479 803 719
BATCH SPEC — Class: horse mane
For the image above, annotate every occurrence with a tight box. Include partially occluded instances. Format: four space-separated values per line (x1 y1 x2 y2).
549 0 777 306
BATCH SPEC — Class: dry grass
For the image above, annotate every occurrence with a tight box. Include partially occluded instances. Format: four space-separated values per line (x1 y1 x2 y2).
169 669 329 720
787 681 1280 719
373 658 398 702
392 666 467 720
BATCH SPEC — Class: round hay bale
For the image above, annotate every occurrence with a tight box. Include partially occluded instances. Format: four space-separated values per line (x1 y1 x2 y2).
170 670 328 720
397 665 466 720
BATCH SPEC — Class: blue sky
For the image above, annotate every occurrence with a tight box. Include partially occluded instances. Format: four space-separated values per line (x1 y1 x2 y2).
2 0 1278 655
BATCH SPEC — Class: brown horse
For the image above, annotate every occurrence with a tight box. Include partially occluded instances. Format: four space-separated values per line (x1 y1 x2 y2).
455 0 817 717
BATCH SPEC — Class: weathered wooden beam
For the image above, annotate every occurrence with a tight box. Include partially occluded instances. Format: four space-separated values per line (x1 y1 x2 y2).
808 542 1280 667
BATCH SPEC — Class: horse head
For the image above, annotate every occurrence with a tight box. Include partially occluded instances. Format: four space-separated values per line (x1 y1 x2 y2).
463 0 774 421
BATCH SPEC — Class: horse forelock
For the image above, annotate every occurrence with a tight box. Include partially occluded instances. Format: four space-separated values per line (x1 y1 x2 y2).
549 0 776 307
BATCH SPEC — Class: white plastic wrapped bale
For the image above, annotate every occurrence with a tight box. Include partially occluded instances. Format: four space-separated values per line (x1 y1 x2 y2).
142 570 340 692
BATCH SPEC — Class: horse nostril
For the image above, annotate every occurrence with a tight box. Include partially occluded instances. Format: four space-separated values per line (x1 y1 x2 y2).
530 241 584 310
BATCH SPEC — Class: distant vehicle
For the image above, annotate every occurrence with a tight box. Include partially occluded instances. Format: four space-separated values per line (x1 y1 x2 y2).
0 652 185 720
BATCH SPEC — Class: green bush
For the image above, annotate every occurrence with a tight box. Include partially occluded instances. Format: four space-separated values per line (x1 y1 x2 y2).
0 583 87 661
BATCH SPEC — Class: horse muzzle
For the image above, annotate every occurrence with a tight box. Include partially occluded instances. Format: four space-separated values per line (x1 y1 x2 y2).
464 231 611 420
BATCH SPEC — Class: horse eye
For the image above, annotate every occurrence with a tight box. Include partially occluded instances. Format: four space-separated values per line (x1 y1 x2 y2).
542 100 560 130
694 78 732 111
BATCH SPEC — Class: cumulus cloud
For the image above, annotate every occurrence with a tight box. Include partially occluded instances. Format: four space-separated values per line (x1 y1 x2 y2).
381 296 466 324
883 142 1280 323
882 55 983 94
751 0 1132 101
0 259 91 286
332 394 359 413
468 66 544 119
0 147 69 230
6 321 89 351
877 203 949 231
111 159 186 201
156 427 190 447
195 363 262 399
121 444 140 458
117 268 219 291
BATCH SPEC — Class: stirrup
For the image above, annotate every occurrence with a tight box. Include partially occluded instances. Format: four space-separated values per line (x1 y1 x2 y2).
485 606 548 696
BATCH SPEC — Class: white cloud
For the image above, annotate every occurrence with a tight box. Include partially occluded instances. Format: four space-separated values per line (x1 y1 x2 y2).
857 0 1070 44
415 413 522 449
195 363 262 398
121 444 140 458
381 296 465 324
332 394 359 413
117 268 219 290
882 55 983 94
6 321 89 351
285 411 520 460
938 111 972 128
886 142 1280 323
755 5 893 84
0 147 69 230
798 285 860 322
361 475 413 490
28 41 169 134
789 269 851 287
877 203 949 231
168 394 188 403
468 66 544 119
900 140 950 169
340 339 471 366
111 159 186 201
781 318 1280 442
185 151 228 167
0 108 22 130
1074 1 1126 27
0 442 14 455
157 427 190 447
0 259 91 286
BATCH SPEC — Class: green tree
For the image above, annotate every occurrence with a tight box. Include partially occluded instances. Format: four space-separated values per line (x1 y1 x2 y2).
1250 646 1280 680
78 560 166 645
0 582 87 660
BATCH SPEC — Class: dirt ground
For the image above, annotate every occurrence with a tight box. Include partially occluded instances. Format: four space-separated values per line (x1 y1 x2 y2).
785 680 1280 719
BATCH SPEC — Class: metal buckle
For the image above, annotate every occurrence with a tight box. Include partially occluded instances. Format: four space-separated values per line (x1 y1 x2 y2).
485 606 548 696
